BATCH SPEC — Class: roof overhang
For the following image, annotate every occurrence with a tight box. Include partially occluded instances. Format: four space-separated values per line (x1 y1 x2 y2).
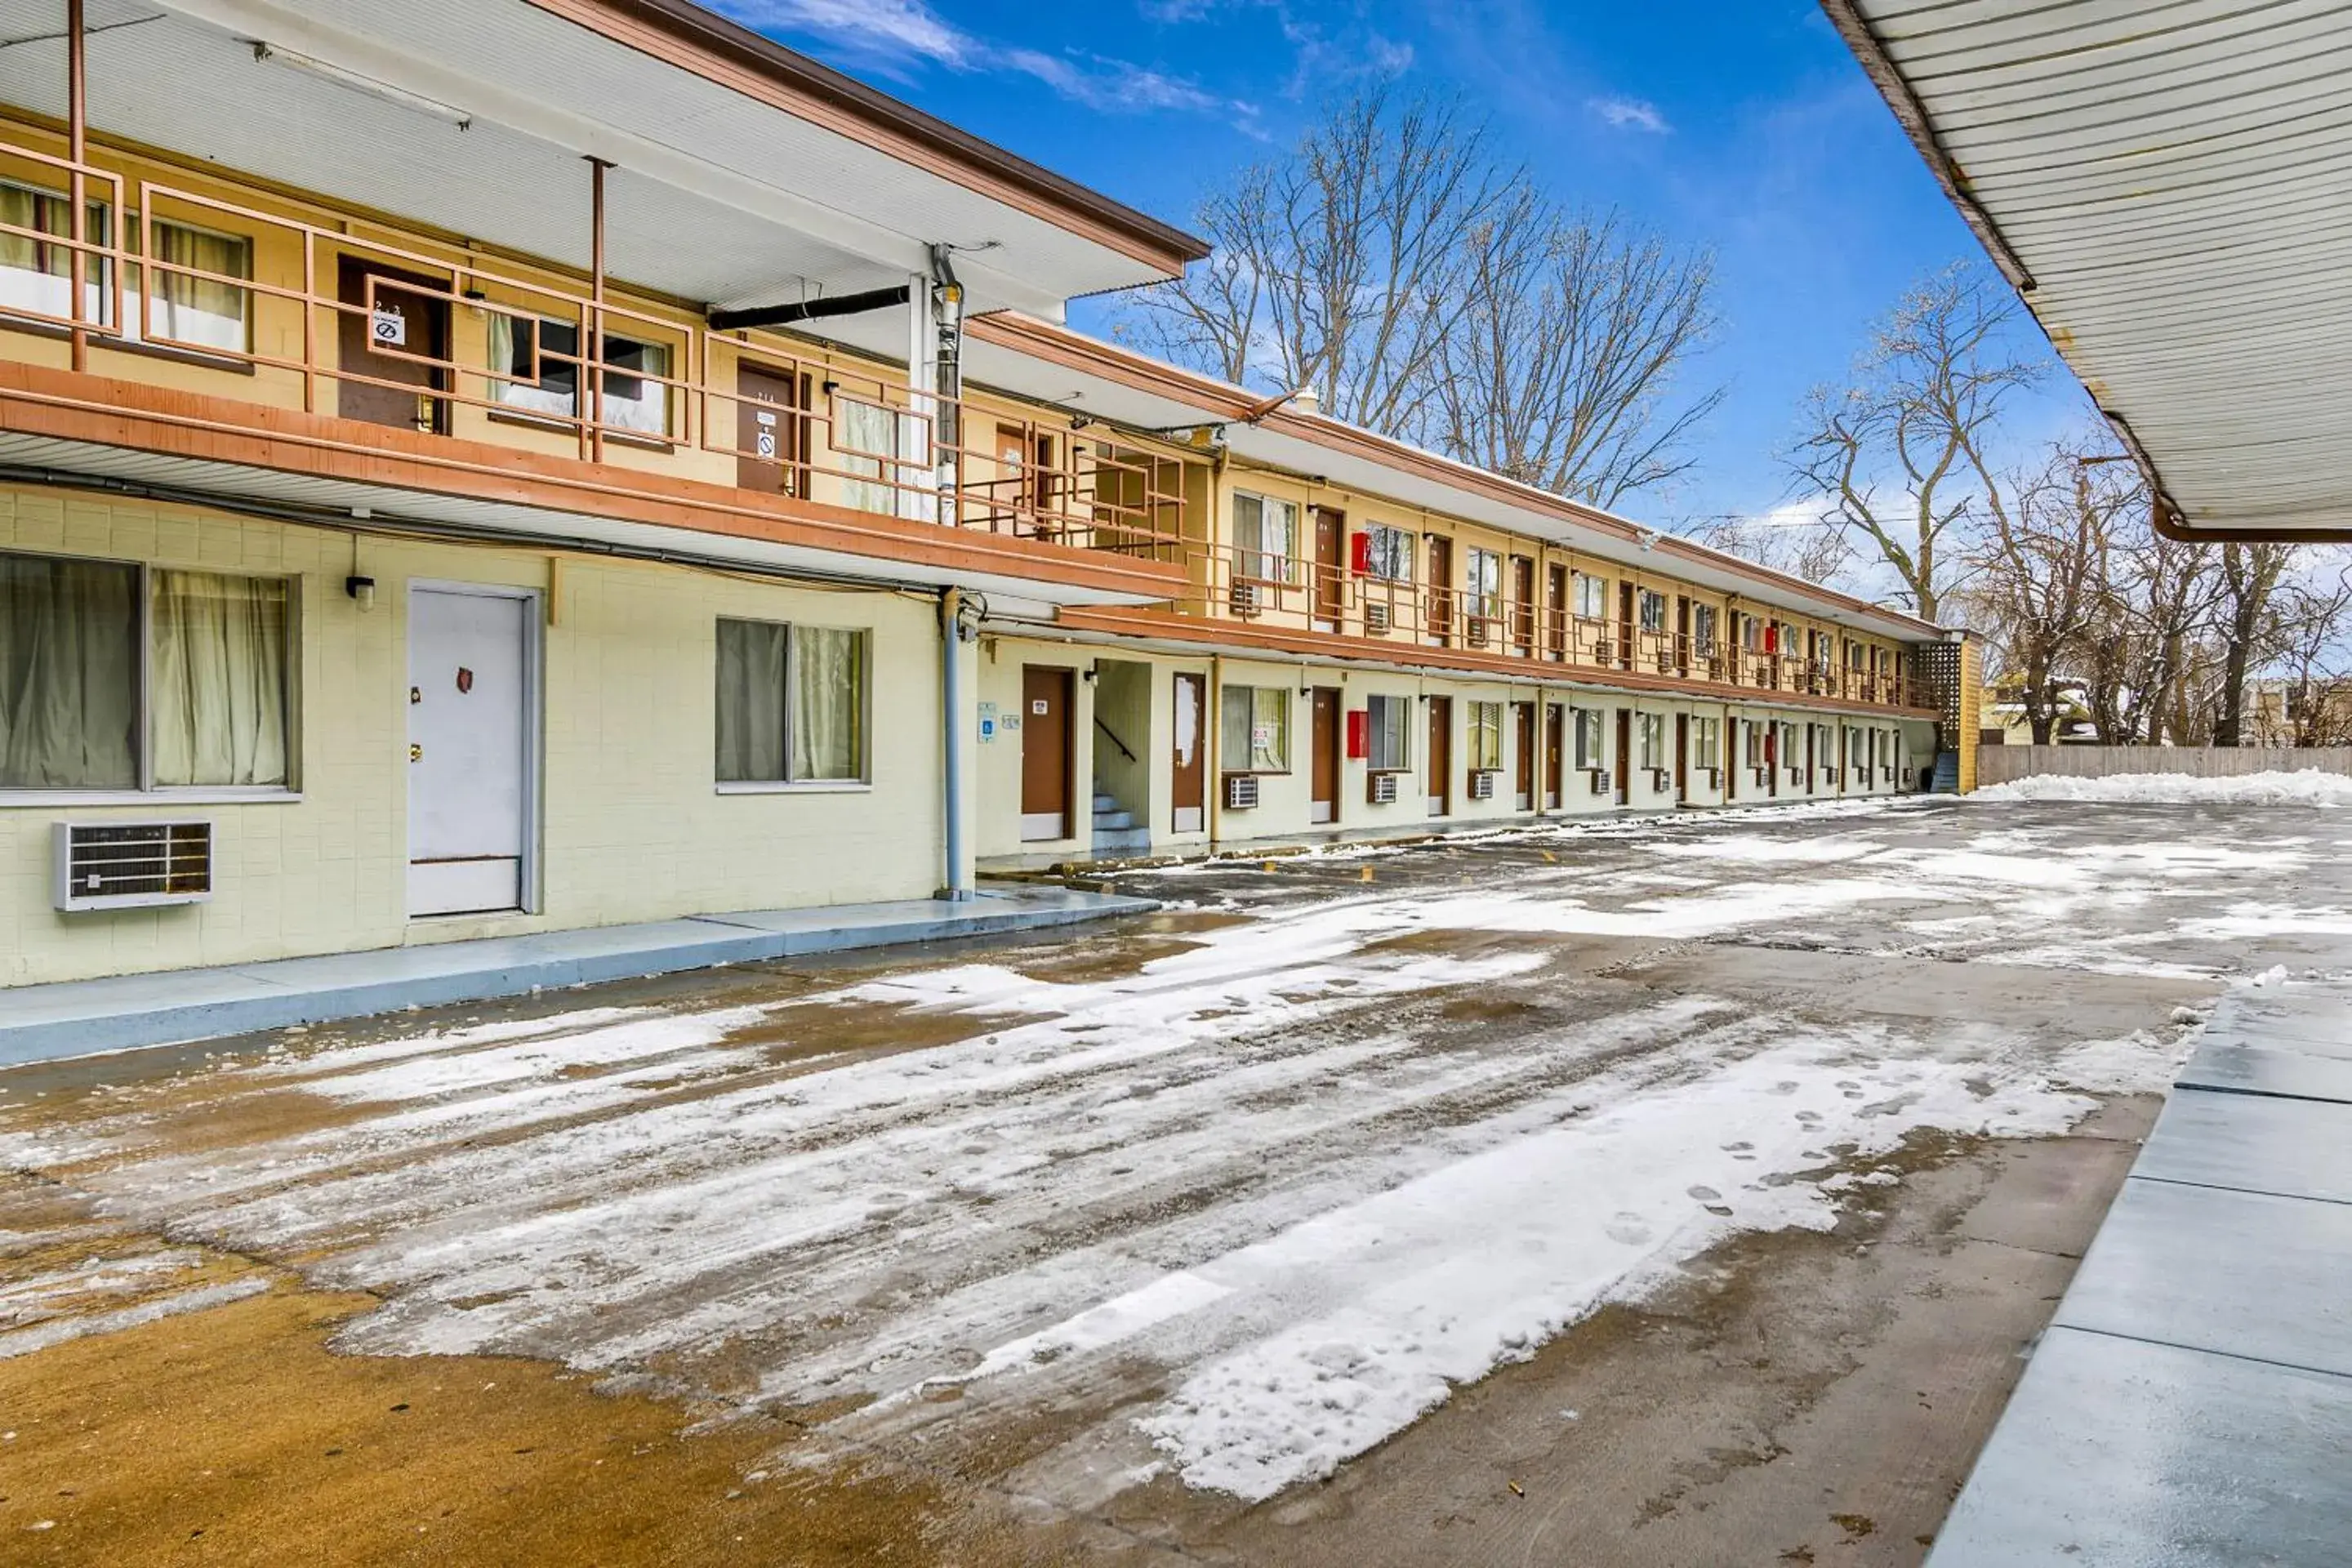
1824 0 2352 540
0 0 1203 320
955 312 1949 644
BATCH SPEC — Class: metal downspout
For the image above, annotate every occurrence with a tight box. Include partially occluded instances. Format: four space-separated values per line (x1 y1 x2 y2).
940 586 973 901
1207 653 1223 853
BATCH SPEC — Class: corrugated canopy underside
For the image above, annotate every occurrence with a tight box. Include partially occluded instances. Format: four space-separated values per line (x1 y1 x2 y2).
1836 0 2352 534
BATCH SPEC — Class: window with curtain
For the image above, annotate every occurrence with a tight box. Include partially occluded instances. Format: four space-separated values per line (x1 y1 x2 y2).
715 618 869 785
0 550 289 792
1638 590 1667 632
1638 712 1666 769
1464 549 1501 620
0 180 111 327
1572 708 1602 770
489 314 670 435
1363 524 1412 581
1468 701 1502 771
835 397 898 514
1693 604 1719 654
1232 492 1297 585
1366 694 1411 772
1573 572 1607 620
140 220 251 354
1219 684 1289 773
1694 717 1721 768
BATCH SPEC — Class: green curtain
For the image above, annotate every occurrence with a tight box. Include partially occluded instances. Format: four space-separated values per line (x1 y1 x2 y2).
715 618 788 782
791 627 865 781
0 552 140 788
149 569 288 786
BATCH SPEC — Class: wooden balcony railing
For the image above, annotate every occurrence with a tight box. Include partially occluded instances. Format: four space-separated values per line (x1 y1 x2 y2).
0 143 1192 559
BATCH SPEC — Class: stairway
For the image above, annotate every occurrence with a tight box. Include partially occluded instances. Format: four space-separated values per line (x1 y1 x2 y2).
1090 787 1152 856
1931 751 1960 793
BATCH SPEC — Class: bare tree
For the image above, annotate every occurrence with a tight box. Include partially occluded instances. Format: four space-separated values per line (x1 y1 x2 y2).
2212 541 2295 746
2254 559 2352 746
1116 88 1721 506
1679 510 1851 586
1786 264 2041 622
1962 444 2132 743
1432 208 1722 509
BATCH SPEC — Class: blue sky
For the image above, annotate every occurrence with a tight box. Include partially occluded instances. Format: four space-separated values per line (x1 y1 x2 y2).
713 0 2079 530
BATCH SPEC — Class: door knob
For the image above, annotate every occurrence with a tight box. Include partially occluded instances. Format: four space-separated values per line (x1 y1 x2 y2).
410 744 423 763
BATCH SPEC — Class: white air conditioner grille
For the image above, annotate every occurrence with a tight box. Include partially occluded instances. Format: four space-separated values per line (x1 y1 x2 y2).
1468 770 1497 801
1224 773 1260 810
1228 581 1263 617
1368 772 1399 805
1465 617 1490 649
54 820 213 911
1364 602 1392 634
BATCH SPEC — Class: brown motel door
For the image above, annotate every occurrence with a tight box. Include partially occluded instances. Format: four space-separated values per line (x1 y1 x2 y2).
1426 536 1454 642
1172 671 1206 834
337 259 449 433
1312 509 1345 629
737 363 810 495
1020 666 1073 842
1616 581 1636 669
1544 704 1564 808
1311 688 1341 825
1512 702 1535 808
1426 695 1452 816
1675 714 1690 803
1615 708 1633 804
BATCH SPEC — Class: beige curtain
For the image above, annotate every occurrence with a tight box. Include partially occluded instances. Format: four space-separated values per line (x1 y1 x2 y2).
149 569 289 787
715 618 788 782
839 399 897 514
0 552 140 788
0 184 107 326
791 627 865 781
149 224 248 352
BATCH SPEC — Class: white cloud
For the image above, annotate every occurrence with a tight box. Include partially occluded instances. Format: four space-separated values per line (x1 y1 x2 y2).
714 0 1250 122
1588 94 1669 134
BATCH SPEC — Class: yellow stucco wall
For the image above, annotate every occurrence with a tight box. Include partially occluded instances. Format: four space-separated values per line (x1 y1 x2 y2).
0 487 942 986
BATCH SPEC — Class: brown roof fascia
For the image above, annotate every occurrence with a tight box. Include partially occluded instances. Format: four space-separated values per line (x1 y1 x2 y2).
969 311 1945 639
523 0 1210 277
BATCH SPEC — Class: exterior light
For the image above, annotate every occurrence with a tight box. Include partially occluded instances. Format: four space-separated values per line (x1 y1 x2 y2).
253 42 473 130
345 575 376 612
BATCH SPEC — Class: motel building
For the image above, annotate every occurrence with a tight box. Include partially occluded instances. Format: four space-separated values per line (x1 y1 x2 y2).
0 0 1968 991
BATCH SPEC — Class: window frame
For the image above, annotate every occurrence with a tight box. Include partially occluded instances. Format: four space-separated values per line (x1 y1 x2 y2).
1463 547 1503 620
712 616 874 792
1637 590 1668 634
1572 569 1608 621
490 312 676 439
1362 523 1414 583
1233 492 1299 587
1365 693 1413 773
1637 711 1666 769
1219 684 1291 775
1467 700 1503 773
1571 707 1604 770
0 545 300 803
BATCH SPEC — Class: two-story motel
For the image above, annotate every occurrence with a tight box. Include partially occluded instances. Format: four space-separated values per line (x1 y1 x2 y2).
0 0 1971 987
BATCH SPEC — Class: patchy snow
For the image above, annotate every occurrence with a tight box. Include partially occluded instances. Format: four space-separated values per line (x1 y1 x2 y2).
1977 769 2352 807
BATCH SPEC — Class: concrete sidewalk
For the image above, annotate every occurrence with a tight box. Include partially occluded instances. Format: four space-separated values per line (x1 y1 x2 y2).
0 884 1155 1067
1927 980 2352 1566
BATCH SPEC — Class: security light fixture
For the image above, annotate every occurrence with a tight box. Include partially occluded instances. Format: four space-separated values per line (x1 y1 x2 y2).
253 42 473 130
345 575 376 612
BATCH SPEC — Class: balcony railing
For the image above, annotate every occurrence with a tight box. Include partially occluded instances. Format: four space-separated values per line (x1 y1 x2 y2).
0 143 1191 559
1182 551 1922 710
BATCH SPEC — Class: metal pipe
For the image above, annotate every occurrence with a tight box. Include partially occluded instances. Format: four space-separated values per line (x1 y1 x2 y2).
1206 653 1222 853
939 586 973 901
708 286 912 332
66 0 86 373
587 158 608 464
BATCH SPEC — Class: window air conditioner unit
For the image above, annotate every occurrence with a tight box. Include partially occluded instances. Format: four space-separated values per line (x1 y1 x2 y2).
1224 773 1260 810
1589 769 1612 797
53 820 213 911
1468 769 1497 801
1368 771 1399 805
1364 601 1392 635
1228 581 1263 617
1464 617 1490 649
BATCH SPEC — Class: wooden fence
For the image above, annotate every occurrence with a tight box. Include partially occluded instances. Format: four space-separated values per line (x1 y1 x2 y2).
1976 746 2352 785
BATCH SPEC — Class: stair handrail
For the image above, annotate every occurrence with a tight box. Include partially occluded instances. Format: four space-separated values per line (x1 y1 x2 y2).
1094 715 1138 764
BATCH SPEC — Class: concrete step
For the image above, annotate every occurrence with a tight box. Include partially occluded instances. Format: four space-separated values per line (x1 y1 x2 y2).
1092 826 1152 854
1094 808 1136 831
1091 792 1118 813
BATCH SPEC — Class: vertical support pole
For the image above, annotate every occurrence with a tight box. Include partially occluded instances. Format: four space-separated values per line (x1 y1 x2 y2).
938 586 972 902
586 157 608 465
902 269 934 523
66 0 87 372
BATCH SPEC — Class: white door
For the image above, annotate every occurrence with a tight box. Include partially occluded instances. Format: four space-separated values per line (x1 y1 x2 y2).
408 586 532 917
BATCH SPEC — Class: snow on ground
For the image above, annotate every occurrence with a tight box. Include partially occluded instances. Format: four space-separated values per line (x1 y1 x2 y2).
1976 768 2352 806
2 798 2345 1508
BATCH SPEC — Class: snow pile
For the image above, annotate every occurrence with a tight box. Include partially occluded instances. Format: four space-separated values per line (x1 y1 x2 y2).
1976 768 2352 807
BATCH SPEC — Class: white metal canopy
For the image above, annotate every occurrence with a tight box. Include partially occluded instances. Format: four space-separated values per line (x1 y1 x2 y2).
1826 0 2352 537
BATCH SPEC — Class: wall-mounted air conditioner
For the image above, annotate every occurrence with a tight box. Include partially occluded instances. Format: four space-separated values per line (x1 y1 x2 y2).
1368 772 1400 805
53 821 213 911
1228 581 1263 617
1588 769 1612 796
1224 773 1260 810
1468 769 1497 801
1364 602 1392 634
1464 617 1490 649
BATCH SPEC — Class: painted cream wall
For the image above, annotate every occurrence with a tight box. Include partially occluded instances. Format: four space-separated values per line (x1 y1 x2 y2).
0 488 940 986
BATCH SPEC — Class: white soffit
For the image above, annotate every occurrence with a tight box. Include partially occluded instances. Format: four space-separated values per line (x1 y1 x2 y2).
0 0 1183 316
1833 0 2352 535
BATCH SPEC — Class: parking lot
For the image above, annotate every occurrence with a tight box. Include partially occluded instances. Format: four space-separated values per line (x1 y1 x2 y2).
7 795 2349 1565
